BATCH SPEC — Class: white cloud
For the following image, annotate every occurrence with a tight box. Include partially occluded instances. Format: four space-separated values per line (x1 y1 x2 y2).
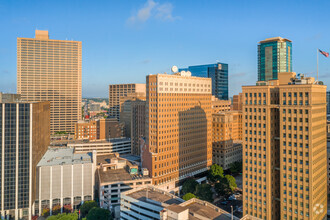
128 0 178 25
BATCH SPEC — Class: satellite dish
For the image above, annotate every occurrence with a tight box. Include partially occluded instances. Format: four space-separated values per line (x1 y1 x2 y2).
171 66 178 73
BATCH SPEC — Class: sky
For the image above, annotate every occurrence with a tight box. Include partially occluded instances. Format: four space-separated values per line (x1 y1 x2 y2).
0 0 330 98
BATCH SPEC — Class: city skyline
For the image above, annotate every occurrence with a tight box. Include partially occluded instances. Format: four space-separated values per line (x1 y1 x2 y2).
1 0 330 98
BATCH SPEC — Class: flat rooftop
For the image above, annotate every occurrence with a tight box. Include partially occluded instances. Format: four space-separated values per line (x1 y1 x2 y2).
127 188 183 205
185 202 233 220
37 147 92 167
68 137 131 146
98 167 150 184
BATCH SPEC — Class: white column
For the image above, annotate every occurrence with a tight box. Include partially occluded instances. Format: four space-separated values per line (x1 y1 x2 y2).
49 167 52 216
38 167 41 216
60 166 63 213
81 164 84 202
71 165 74 210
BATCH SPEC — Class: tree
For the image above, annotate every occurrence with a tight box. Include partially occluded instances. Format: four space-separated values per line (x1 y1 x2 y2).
225 175 237 191
214 176 231 197
183 193 196 201
229 161 242 174
42 208 50 218
46 212 78 220
207 164 224 183
52 205 61 216
79 201 98 217
86 207 111 220
195 184 213 203
182 178 198 195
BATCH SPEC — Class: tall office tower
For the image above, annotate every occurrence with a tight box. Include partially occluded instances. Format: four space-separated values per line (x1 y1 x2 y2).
108 84 146 120
327 91 330 115
179 62 228 100
142 71 212 192
0 100 50 220
17 30 82 134
131 99 146 156
232 93 243 111
242 72 327 220
119 92 146 138
258 37 292 81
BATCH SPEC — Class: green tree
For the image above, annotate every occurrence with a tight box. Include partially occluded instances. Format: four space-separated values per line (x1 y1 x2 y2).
207 164 224 183
214 176 231 197
229 161 242 174
46 211 78 220
86 207 111 220
182 178 198 195
42 208 50 218
79 201 98 217
183 193 196 201
195 184 213 202
225 175 237 191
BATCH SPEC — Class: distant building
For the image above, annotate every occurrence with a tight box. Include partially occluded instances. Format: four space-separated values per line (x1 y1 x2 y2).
211 96 231 113
109 84 146 120
258 37 292 81
89 103 101 112
97 154 151 218
74 120 97 140
74 118 124 141
0 100 50 220
119 92 146 138
232 93 243 111
120 186 251 220
35 148 96 216
69 137 131 155
0 92 21 102
17 30 82 134
179 62 228 100
131 99 146 156
327 91 330 115
143 71 212 192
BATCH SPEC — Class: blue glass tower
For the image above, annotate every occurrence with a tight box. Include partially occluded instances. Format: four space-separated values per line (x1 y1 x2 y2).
179 62 228 100
258 37 292 81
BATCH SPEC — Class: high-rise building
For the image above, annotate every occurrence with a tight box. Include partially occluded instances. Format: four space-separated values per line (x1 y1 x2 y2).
142 71 212 192
232 93 243 111
242 72 327 220
17 30 82 134
0 100 50 220
131 99 146 156
327 91 330 115
179 62 228 100
258 37 292 81
108 84 145 120
119 92 146 138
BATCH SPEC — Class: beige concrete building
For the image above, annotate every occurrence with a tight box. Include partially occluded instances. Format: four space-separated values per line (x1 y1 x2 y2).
212 96 231 113
109 84 145 120
35 148 96 216
17 30 82 134
96 118 124 140
242 72 327 220
97 153 151 217
142 71 212 192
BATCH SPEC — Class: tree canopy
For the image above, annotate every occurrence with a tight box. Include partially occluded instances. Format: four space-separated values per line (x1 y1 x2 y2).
46 212 78 220
86 207 111 220
225 175 237 191
182 178 198 195
229 161 242 174
79 201 98 217
207 164 224 183
183 193 196 201
195 184 213 202
214 176 231 197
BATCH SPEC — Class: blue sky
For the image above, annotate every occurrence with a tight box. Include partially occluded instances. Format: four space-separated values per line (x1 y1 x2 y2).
0 0 330 98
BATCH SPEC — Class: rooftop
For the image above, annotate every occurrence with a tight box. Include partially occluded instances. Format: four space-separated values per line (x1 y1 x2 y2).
259 37 292 44
37 147 92 167
126 187 184 205
68 137 131 146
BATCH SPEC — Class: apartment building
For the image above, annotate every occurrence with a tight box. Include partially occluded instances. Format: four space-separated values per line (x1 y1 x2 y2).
142 70 212 192
35 148 96 216
17 30 81 134
0 100 50 220
242 72 327 220
109 84 146 120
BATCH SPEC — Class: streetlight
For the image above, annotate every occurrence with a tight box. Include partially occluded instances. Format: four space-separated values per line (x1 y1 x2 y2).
231 205 233 220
